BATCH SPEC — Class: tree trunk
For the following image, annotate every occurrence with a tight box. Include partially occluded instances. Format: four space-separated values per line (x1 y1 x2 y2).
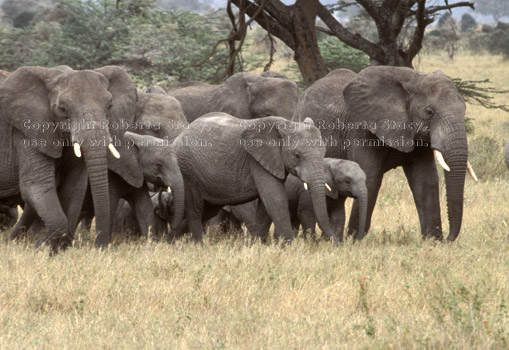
291 0 329 85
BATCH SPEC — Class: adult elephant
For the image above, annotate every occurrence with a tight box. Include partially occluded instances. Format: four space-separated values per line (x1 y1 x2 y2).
134 92 188 140
174 113 338 243
293 67 477 242
167 71 299 122
0 66 137 251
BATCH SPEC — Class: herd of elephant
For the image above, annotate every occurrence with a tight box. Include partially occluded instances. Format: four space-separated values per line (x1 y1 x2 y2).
0 64 492 253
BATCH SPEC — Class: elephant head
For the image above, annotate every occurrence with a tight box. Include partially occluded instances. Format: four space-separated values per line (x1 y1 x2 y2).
324 158 367 240
122 132 185 231
135 92 188 141
343 66 476 241
241 116 337 242
209 72 299 120
0 66 137 245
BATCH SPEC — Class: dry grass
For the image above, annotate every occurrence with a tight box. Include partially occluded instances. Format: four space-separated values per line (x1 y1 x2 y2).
1 52 508 349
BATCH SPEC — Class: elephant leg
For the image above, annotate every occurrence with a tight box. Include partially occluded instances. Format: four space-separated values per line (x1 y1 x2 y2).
9 204 37 241
347 169 382 239
328 197 346 242
54 160 89 241
183 182 205 242
128 186 154 239
402 150 442 239
253 168 293 243
17 148 68 253
297 192 316 239
248 200 272 243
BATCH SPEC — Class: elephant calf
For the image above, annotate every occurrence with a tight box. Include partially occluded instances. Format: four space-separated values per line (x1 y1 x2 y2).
218 158 367 241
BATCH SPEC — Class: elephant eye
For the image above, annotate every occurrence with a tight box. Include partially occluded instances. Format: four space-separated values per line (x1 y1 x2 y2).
107 102 113 110
424 106 434 118
58 106 67 114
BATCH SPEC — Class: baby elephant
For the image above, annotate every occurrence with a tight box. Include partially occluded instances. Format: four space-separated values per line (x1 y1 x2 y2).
224 158 367 241
290 158 367 241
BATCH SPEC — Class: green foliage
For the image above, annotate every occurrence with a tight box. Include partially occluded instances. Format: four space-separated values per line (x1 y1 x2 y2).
319 36 370 73
460 13 477 32
0 0 232 85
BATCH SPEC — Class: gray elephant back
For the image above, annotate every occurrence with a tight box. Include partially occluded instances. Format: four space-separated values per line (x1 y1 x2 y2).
167 82 218 122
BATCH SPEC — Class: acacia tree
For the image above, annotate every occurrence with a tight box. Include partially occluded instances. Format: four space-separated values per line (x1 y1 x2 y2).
228 0 474 84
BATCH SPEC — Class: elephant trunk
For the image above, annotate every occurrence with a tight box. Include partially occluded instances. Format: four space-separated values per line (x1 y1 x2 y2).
354 184 368 241
82 141 111 247
306 165 338 243
432 118 468 241
168 172 185 231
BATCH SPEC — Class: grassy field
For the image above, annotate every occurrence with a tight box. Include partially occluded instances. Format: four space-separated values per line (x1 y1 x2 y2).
1 52 508 349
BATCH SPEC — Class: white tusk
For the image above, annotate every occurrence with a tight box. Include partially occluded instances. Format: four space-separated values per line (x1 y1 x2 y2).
73 142 81 158
466 161 478 182
325 183 332 191
303 182 308 190
108 143 120 159
434 150 450 172
167 186 172 193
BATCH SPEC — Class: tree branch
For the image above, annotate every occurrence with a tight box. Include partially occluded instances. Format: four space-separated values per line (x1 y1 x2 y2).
230 0 295 49
316 1 385 63
421 1 475 15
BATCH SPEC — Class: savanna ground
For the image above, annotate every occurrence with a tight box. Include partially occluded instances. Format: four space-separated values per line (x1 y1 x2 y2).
1 52 508 349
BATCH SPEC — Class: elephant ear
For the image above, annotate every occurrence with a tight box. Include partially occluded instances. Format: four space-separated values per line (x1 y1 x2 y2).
324 159 339 199
95 66 143 188
207 72 255 119
0 66 65 158
241 116 288 180
343 66 419 153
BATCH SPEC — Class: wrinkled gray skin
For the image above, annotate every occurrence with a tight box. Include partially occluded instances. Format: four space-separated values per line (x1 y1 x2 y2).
174 113 338 243
294 67 470 241
505 142 509 169
168 71 299 122
145 85 166 94
1 66 139 252
78 92 187 232
79 132 184 239
135 92 188 141
287 158 367 241
214 159 367 241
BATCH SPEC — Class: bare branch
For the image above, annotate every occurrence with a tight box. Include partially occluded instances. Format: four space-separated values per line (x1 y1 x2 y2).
421 1 475 15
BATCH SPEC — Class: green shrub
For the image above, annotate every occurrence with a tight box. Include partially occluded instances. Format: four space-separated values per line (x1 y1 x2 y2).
319 36 370 73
